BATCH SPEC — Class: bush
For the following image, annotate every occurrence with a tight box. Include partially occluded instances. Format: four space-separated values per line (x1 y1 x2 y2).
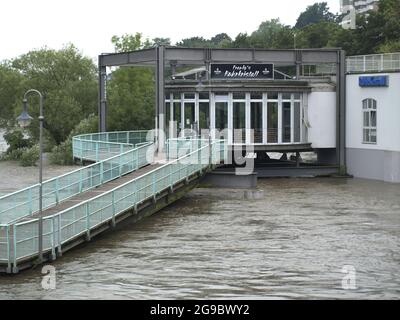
3 129 32 152
49 140 73 165
0 148 24 161
20 145 39 167
50 114 98 165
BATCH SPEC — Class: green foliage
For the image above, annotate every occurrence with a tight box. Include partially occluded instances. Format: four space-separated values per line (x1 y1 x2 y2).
20 145 39 167
11 44 98 144
232 33 252 48
0 62 24 126
111 33 153 52
3 129 32 152
0 144 39 167
250 19 294 49
296 22 341 49
329 0 400 55
0 148 24 161
295 2 337 29
106 34 156 132
50 114 98 165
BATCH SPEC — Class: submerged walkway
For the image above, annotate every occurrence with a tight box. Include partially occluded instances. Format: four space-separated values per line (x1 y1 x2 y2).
17 164 162 222
0 131 227 273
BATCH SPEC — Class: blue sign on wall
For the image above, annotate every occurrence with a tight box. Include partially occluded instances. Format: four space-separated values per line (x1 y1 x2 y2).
359 76 389 87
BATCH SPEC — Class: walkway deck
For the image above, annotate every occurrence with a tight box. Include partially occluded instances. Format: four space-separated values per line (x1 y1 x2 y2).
0 132 227 273
17 164 162 222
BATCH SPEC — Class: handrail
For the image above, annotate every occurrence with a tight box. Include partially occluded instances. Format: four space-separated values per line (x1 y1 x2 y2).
0 128 227 269
347 52 400 73
9 138 226 265
0 131 152 224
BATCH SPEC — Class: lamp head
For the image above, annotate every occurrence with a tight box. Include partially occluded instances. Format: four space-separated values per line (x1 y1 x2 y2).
16 99 33 128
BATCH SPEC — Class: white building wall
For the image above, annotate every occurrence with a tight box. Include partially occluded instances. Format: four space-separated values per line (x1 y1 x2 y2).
346 72 400 183
307 92 337 148
346 73 400 152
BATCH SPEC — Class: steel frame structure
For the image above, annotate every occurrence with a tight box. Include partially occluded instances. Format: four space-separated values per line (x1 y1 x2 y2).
98 47 346 171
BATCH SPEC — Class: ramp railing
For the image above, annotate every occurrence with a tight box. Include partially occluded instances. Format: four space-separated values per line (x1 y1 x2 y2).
0 131 152 224
0 130 227 272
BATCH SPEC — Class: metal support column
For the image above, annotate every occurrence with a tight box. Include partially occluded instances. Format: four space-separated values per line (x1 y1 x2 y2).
295 50 302 79
337 50 347 175
99 56 107 132
156 46 165 152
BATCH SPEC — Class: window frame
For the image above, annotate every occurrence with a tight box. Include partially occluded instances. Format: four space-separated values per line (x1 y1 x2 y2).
362 98 377 145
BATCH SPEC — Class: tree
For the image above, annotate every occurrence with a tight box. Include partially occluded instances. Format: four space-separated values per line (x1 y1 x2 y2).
232 33 252 48
249 19 294 49
0 62 24 126
176 37 211 48
111 33 152 52
152 38 171 47
296 22 341 49
10 45 98 144
295 2 337 29
210 33 233 47
107 33 155 132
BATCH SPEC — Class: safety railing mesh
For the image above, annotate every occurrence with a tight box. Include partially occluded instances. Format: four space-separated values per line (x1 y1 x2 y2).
10 139 226 264
0 131 152 225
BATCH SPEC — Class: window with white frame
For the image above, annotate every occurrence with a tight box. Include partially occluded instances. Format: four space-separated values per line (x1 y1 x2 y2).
362 98 377 144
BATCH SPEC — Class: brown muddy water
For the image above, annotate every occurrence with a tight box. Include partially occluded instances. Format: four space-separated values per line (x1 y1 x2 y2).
0 177 399 299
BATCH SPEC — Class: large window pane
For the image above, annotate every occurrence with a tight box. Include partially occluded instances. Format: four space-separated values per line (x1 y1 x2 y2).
173 102 181 133
251 102 263 143
199 102 209 131
370 129 377 143
166 102 171 137
233 102 246 143
371 111 377 127
282 102 291 143
267 102 278 143
215 102 228 131
294 102 301 143
184 103 195 129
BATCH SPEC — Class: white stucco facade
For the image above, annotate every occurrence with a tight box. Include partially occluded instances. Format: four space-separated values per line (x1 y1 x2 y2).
307 91 337 149
346 72 400 183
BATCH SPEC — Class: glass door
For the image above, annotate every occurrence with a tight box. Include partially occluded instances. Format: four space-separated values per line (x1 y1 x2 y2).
184 102 195 130
233 102 246 143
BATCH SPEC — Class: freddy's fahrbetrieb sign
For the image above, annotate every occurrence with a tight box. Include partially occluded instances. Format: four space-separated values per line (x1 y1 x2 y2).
211 64 274 80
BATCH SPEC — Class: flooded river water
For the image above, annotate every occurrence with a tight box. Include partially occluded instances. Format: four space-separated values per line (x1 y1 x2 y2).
0 177 399 299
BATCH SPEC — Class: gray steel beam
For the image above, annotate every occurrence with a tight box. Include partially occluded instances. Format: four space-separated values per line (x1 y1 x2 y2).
164 48 339 65
336 49 347 174
100 48 157 67
156 46 165 151
100 47 341 68
98 56 107 132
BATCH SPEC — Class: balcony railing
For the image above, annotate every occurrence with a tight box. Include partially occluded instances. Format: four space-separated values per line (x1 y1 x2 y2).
347 52 400 73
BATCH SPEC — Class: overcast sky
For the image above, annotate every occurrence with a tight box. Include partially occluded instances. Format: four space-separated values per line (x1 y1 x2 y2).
0 0 340 61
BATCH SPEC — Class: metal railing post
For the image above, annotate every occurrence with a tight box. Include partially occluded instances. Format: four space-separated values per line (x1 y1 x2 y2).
12 224 17 273
79 170 83 193
100 162 104 184
58 214 62 256
95 143 99 162
86 203 90 241
55 178 59 204
119 145 123 177
28 188 33 215
136 149 140 169
51 217 56 260
112 191 116 227
6 225 11 273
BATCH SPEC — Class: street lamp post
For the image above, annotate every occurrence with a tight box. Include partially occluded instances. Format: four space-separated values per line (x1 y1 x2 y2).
16 89 44 263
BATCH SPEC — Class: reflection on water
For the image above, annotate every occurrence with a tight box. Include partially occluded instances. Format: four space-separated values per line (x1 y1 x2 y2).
0 178 399 299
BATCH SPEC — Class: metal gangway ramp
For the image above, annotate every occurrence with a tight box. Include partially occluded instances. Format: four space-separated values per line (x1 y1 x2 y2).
0 131 227 273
